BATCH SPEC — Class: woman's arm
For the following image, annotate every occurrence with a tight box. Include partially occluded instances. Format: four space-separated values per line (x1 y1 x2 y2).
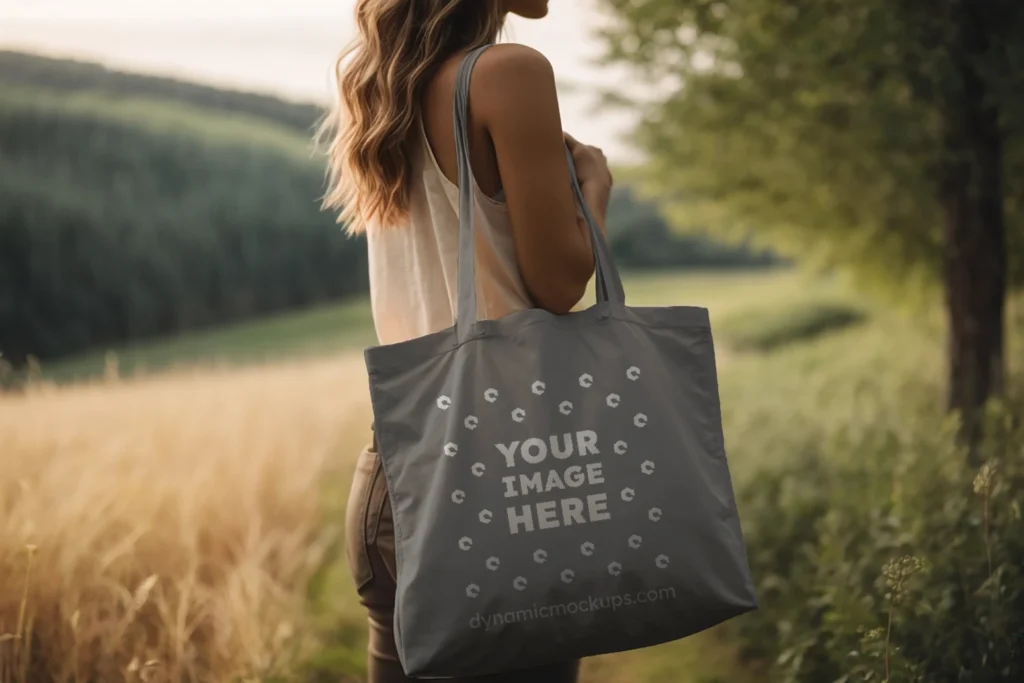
473 44 613 315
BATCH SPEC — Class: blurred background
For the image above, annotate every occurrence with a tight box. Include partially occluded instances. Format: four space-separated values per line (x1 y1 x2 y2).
1 1 1022 682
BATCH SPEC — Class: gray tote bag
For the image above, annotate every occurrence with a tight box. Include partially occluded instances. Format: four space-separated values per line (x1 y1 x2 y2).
364 45 757 678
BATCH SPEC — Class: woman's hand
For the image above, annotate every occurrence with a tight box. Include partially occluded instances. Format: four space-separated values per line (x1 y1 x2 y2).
564 132 612 234
563 132 613 190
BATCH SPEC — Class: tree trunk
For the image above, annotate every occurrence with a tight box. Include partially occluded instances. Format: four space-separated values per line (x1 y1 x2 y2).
942 0 1007 462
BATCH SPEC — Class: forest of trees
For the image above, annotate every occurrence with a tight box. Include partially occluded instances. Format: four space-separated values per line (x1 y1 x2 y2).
0 85 366 365
0 51 775 366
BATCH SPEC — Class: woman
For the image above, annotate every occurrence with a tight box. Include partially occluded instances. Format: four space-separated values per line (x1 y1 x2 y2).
320 1 614 680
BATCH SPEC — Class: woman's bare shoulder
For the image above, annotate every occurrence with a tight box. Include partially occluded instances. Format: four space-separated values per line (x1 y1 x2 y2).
478 42 552 72
472 43 559 122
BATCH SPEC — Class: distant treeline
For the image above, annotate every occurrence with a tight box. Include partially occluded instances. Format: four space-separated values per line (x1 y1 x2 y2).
0 50 323 135
606 186 779 269
0 52 778 365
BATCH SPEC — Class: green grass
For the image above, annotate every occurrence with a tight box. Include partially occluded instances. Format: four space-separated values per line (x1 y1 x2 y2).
716 298 868 352
38 297 376 383
35 268 857 384
604 267 843 317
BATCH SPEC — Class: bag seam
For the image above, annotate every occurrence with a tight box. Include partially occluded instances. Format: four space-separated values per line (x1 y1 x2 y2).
367 313 712 375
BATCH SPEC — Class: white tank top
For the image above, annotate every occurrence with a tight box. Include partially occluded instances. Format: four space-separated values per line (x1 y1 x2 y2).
366 118 533 346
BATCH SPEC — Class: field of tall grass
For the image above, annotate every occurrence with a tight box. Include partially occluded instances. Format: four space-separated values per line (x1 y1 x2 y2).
0 355 373 682
8 269 1011 683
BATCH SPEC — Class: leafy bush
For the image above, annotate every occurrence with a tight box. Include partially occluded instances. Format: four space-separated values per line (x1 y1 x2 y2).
718 299 868 352
732 383 1024 683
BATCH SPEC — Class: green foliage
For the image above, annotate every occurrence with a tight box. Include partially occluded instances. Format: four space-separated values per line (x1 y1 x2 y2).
714 317 1024 682
717 298 867 352
0 87 367 365
594 0 1024 293
737 398 1024 682
590 2 1024 669
606 186 781 269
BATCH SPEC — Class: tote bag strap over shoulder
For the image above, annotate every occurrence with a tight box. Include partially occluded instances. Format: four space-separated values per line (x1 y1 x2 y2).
453 44 626 344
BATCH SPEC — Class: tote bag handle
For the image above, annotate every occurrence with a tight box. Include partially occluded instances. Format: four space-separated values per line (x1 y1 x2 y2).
453 44 626 344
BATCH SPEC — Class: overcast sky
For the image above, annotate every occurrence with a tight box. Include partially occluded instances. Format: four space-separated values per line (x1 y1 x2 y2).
0 0 644 162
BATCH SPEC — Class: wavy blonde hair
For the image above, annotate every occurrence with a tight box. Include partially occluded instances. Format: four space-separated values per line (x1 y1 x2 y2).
318 0 506 234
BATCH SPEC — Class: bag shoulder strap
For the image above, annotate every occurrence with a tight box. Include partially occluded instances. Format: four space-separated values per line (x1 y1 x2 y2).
452 44 625 343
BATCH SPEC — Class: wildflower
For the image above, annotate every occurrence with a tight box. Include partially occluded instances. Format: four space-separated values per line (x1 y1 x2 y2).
882 555 923 604
973 461 996 495
862 627 884 642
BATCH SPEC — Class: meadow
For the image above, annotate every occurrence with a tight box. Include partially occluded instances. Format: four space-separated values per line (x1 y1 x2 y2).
3 268 1020 683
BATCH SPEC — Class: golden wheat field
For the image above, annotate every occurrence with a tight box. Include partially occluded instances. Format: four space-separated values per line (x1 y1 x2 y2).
0 353 375 683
